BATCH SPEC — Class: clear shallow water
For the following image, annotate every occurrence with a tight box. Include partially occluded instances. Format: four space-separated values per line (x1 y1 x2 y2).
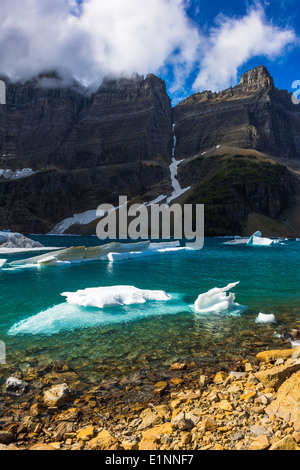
0 236 300 382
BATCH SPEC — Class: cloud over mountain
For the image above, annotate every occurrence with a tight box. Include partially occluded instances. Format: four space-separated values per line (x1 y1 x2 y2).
0 0 296 93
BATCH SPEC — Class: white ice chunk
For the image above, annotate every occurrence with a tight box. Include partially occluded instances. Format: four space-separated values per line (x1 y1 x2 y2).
194 282 243 313
247 232 279 246
61 285 171 309
0 259 7 268
255 313 276 324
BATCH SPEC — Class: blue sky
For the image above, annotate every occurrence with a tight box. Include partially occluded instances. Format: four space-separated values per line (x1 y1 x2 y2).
176 0 300 100
0 0 299 103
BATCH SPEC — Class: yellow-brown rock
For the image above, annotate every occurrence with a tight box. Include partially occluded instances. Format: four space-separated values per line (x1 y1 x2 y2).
218 400 233 412
265 371 300 430
255 362 300 391
257 348 299 363
250 435 270 451
77 426 95 442
139 423 173 450
213 371 228 384
169 377 184 386
122 440 139 450
269 435 300 451
87 429 120 450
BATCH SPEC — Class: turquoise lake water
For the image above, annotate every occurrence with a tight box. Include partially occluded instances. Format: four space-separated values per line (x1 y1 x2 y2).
0 236 299 382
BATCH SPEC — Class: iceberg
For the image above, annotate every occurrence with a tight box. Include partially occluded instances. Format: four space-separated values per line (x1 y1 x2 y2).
224 231 281 246
9 241 193 267
247 231 280 246
194 281 246 314
61 285 171 309
255 313 276 324
10 241 150 266
8 288 184 335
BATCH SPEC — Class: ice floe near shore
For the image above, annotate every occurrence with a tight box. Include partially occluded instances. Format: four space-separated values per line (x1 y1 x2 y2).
61 286 171 309
194 281 247 314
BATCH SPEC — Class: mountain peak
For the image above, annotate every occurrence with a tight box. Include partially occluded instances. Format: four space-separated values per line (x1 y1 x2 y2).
239 65 274 89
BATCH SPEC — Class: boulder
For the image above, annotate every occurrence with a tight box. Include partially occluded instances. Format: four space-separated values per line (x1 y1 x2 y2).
255 361 300 390
43 383 71 408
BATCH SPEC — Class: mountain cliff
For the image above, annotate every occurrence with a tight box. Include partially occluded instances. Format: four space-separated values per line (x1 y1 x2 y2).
174 66 300 160
0 66 299 237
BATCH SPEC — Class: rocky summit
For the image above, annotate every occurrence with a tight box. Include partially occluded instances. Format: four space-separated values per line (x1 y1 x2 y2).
0 66 299 237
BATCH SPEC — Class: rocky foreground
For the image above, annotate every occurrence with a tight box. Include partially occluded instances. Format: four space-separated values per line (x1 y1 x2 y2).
1 343 300 451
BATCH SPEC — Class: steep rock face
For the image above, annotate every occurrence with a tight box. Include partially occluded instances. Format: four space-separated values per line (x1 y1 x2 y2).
0 73 173 233
52 73 173 169
174 66 300 160
0 73 172 171
0 74 88 171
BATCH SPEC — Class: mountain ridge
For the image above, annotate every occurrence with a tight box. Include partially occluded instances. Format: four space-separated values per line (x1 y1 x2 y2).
0 66 299 237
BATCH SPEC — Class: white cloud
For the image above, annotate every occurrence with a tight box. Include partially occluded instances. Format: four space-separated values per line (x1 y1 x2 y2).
193 6 296 92
0 0 201 88
0 1 296 94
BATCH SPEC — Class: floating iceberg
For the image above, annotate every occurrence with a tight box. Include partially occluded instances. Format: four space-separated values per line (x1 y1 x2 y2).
194 281 246 314
255 313 276 324
61 285 171 309
224 231 280 246
9 241 193 267
247 231 280 246
8 288 184 335
10 241 150 266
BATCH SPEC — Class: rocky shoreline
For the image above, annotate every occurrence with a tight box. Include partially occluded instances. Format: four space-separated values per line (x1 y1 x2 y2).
1 336 300 451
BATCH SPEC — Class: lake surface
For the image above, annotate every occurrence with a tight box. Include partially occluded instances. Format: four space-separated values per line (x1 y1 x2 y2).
0 236 299 383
